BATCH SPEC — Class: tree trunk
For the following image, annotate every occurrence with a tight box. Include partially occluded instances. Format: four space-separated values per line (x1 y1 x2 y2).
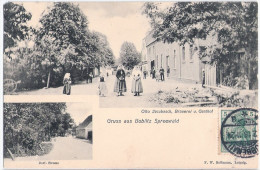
46 71 51 88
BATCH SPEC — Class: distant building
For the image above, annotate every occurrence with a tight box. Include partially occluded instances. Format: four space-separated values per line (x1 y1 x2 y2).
76 115 92 142
142 31 217 86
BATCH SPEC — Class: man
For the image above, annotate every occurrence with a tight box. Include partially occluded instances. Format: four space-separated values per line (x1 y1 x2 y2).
152 66 156 79
167 66 170 77
89 72 93 83
159 67 165 81
202 69 205 88
143 69 147 79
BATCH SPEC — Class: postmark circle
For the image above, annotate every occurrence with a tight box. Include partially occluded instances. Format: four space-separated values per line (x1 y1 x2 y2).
221 108 258 158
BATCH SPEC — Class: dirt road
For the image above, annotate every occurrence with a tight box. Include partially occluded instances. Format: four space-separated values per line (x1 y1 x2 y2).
5 136 92 161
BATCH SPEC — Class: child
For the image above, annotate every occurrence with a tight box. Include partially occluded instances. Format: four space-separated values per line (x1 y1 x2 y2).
131 66 143 96
98 75 107 97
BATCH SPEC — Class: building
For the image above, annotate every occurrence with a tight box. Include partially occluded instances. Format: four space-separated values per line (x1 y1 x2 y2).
142 32 217 86
76 115 92 142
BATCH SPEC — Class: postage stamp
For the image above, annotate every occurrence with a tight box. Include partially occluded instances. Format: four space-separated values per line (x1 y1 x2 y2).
220 108 258 158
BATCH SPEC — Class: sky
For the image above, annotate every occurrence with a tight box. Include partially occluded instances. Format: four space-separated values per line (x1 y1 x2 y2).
66 102 92 125
21 1 151 58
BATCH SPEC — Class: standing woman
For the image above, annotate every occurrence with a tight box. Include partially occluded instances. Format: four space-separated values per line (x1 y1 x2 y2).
63 73 72 95
114 65 127 96
131 66 143 96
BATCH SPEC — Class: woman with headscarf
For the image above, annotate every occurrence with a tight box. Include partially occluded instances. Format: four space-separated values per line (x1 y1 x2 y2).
114 65 127 96
63 73 71 95
131 66 143 96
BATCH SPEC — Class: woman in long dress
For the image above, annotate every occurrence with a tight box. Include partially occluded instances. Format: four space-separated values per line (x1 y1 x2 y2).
63 73 71 95
131 66 143 96
114 65 127 96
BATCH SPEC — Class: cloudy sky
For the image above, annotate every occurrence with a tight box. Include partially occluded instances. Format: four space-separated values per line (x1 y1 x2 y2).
21 1 151 58
66 102 92 125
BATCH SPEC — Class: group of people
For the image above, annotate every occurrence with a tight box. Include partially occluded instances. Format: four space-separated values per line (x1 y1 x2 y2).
62 65 144 97
112 65 143 97
150 66 170 82
63 65 206 96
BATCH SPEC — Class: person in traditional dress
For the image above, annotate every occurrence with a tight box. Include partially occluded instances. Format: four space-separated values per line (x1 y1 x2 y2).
131 66 143 96
98 72 107 97
114 65 127 96
63 73 71 95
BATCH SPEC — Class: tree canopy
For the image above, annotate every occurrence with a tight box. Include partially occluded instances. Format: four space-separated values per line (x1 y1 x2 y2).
119 42 141 70
4 103 74 157
4 2 32 55
143 2 258 89
4 2 115 92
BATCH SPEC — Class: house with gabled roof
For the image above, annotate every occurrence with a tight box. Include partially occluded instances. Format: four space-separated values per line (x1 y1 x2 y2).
76 115 92 142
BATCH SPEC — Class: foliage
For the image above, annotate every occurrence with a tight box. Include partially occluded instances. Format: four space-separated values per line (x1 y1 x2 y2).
4 47 47 90
4 2 115 91
143 2 258 89
4 2 32 54
119 42 141 70
92 31 115 66
4 103 74 157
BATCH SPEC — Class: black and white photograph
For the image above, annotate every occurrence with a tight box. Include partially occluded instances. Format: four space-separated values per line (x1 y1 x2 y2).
3 1 258 108
4 102 93 162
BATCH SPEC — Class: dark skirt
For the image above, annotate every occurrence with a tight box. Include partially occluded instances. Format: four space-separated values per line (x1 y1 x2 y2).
114 79 127 92
63 83 71 95
131 78 143 93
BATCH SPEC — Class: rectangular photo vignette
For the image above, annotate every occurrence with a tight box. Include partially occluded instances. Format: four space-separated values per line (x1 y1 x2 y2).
3 1 257 109
3 102 93 167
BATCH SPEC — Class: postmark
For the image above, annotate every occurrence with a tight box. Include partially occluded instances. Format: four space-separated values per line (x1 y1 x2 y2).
221 108 258 158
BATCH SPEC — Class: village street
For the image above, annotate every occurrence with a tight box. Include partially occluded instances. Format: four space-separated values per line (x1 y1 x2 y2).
4 136 92 162
99 75 205 108
17 74 208 107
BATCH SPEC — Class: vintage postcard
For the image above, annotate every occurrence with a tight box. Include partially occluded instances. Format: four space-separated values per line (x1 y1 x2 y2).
2 1 259 169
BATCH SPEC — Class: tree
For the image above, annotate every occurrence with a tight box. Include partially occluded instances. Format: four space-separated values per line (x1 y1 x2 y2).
119 42 141 70
4 103 73 157
143 2 258 89
36 2 91 87
4 2 32 56
92 32 115 66
4 2 116 92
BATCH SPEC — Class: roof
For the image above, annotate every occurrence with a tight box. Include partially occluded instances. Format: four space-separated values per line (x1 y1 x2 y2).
77 115 92 129
144 31 157 47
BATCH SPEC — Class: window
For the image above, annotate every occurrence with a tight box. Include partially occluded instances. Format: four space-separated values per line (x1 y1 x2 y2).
190 44 193 62
156 55 159 69
173 50 176 69
166 56 169 67
182 46 185 62
161 54 163 67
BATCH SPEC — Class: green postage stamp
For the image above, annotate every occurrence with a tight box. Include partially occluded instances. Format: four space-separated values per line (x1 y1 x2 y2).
220 108 258 158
